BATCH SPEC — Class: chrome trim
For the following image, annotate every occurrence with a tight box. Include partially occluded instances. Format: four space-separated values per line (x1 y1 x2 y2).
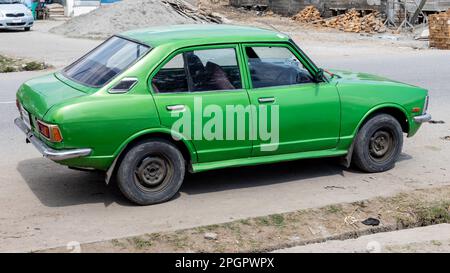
166 105 186 112
258 97 276 103
14 118 92 161
413 113 432 123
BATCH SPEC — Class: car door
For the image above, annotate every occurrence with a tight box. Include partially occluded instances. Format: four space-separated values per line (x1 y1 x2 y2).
150 45 253 163
242 43 340 156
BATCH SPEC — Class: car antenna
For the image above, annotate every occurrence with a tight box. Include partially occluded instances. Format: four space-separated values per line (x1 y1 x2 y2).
259 21 289 36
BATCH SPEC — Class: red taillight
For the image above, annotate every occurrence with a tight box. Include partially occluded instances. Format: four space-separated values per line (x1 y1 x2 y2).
37 120 63 142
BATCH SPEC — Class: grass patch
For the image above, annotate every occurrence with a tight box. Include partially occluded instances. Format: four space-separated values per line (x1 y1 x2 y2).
0 55 49 73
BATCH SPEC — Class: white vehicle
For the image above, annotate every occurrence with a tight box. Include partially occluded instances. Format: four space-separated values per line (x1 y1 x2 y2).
0 0 34 31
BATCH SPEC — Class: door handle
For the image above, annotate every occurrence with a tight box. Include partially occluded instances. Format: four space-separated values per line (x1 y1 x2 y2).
258 97 275 104
166 105 186 112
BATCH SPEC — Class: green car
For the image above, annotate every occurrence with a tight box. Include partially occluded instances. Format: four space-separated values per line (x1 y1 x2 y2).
15 25 431 205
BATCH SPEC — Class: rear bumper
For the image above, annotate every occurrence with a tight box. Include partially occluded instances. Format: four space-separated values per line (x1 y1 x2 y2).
413 113 432 123
14 118 92 161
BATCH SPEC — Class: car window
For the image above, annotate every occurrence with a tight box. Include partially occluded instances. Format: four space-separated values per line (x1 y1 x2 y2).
152 48 242 93
64 36 150 87
245 46 314 89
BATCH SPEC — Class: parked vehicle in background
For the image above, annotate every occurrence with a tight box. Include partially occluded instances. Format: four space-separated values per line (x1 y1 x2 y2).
0 0 33 31
15 25 431 205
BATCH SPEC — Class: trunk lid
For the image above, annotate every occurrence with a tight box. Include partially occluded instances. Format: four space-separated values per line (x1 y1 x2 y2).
16 73 91 119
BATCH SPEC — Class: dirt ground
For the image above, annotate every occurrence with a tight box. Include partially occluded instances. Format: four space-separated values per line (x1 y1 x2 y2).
0 4 449 252
42 186 450 253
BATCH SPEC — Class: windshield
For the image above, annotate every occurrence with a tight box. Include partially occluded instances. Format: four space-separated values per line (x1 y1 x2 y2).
64 36 150 87
0 0 22 4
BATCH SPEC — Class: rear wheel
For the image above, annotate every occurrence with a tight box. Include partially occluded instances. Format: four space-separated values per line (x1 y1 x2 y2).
353 114 403 173
117 139 185 205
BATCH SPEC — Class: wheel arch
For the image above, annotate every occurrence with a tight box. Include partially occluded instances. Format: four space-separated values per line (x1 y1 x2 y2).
354 104 410 137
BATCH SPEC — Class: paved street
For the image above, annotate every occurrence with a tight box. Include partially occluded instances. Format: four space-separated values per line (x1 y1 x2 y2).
1 22 449 252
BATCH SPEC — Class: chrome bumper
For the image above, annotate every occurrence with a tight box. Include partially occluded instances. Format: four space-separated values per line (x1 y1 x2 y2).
14 118 92 161
413 113 432 123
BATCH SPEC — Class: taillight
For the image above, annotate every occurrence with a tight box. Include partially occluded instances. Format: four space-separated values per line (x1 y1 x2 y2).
37 120 63 143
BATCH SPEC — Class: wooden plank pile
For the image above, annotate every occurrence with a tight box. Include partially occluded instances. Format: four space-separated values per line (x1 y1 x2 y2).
292 5 322 23
429 9 450 50
292 6 386 34
320 9 386 33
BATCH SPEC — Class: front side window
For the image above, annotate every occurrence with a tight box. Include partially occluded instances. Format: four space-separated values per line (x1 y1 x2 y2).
152 48 242 93
64 36 150 87
245 46 314 89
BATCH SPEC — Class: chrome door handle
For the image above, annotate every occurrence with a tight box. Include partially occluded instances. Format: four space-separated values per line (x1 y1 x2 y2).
258 97 275 104
166 105 186 112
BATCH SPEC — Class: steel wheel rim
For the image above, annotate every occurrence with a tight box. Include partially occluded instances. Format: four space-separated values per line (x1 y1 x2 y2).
134 154 173 192
369 129 395 163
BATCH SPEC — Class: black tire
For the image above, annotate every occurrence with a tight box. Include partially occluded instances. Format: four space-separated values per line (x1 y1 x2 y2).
117 139 185 205
353 114 403 173
24 27 31 31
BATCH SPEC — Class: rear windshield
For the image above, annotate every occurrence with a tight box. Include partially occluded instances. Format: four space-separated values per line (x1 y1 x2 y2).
64 36 150 87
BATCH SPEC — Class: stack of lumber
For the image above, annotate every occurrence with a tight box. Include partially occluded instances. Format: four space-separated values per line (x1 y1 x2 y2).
429 9 450 49
360 11 386 33
292 7 386 34
292 5 322 23
320 9 386 33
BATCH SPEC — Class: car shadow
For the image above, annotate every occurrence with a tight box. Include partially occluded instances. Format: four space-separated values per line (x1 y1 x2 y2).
17 153 413 207
16 158 131 208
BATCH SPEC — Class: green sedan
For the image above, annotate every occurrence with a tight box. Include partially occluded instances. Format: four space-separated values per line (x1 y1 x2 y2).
15 25 431 205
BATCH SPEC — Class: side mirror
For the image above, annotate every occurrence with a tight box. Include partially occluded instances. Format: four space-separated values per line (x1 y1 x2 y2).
109 77 138 94
314 68 325 83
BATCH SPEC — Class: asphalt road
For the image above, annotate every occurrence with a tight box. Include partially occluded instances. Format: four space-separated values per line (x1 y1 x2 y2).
0 22 449 252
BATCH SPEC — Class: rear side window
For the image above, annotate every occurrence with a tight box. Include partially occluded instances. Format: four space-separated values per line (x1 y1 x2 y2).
152 48 242 93
245 46 314 88
64 36 150 87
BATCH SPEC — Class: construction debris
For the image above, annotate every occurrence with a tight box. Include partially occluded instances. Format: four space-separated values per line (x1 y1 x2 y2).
292 7 386 34
163 0 224 24
429 9 450 50
292 5 322 23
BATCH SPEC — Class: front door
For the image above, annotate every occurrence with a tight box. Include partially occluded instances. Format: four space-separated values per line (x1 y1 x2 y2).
242 44 341 156
150 45 253 163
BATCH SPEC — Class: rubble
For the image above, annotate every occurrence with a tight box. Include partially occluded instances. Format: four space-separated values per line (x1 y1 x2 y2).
429 9 450 50
50 0 223 39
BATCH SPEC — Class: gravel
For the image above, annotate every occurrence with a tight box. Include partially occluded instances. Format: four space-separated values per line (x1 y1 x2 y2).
50 0 203 39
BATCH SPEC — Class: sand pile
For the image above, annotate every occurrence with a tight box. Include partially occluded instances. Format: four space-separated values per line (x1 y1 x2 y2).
50 0 222 39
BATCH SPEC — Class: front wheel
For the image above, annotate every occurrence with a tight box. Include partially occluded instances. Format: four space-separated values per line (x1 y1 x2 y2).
117 139 185 205
353 114 403 173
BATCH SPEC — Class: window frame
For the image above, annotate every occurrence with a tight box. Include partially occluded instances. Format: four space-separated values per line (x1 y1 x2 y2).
62 35 151 88
240 42 321 90
149 44 246 95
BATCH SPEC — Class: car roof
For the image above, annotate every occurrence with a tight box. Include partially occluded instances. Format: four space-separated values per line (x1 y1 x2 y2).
120 24 291 48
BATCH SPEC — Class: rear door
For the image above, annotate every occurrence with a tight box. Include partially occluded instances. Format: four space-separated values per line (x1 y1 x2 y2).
241 43 341 156
150 45 253 163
